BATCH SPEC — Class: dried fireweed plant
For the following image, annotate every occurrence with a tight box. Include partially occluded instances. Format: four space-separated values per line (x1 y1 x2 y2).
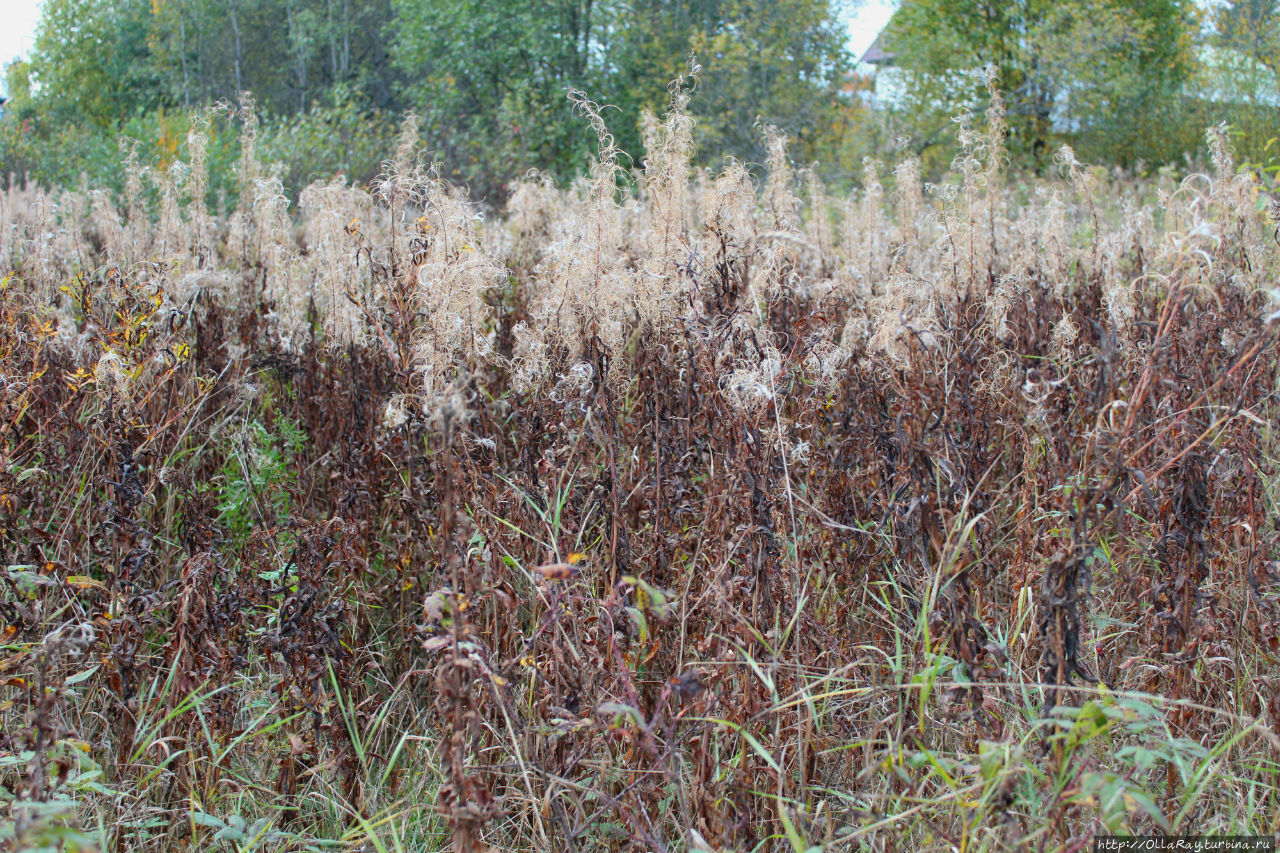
1 72 1280 853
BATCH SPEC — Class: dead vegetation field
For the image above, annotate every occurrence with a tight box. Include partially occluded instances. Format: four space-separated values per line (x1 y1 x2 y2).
2 81 1280 852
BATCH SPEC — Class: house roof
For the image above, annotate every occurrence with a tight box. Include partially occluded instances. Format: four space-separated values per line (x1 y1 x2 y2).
860 34 895 65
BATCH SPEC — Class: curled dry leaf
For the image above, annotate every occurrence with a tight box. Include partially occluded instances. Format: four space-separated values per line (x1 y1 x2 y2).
533 562 580 581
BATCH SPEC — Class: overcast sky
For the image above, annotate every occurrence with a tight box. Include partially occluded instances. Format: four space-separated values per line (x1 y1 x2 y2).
0 0 42 72
848 0 897 62
1 0 898 96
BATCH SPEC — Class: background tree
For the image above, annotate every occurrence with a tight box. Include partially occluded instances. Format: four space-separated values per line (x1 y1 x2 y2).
143 0 400 115
29 0 169 126
390 0 854 197
608 0 854 171
1189 0 1280 168
882 0 1198 170
10 0 1271 198
390 0 609 199
8 0 405 195
1214 0 1280 71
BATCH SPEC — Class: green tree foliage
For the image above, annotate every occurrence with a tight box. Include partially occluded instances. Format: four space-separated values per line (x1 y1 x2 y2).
389 0 854 197
1214 0 1280 71
28 0 401 121
2 61 33 118
9 0 1279 196
1191 0 1280 169
4 0 406 195
883 0 1199 169
4 3 174 189
607 0 854 171
389 0 606 198
30 0 168 126
4 0 854 198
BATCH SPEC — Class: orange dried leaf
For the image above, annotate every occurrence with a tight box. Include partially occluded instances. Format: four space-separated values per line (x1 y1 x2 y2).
534 563 580 581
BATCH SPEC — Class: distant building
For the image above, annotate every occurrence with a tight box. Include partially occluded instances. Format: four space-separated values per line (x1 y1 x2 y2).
860 34 894 67
857 25 982 116
856 31 908 109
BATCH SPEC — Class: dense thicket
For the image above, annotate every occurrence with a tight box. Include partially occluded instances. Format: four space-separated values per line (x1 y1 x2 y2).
881 0 1280 173
1 80 1279 851
1 0 854 199
7 0 1280 200
883 0 1198 167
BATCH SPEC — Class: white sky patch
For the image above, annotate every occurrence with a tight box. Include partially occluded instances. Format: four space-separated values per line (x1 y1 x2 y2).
848 0 897 63
0 0 42 92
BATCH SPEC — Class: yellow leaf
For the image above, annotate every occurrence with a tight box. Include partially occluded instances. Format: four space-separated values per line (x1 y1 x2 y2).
65 575 106 591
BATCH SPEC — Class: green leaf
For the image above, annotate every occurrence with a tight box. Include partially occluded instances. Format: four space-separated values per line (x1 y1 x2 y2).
64 665 100 686
597 701 645 730
624 606 648 645
191 811 226 831
1125 788 1171 833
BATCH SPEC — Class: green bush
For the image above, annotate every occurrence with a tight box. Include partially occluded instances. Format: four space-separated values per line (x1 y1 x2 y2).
258 87 401 197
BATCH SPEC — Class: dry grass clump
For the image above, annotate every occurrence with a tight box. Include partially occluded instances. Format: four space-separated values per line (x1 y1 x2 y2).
1 75 1280 853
